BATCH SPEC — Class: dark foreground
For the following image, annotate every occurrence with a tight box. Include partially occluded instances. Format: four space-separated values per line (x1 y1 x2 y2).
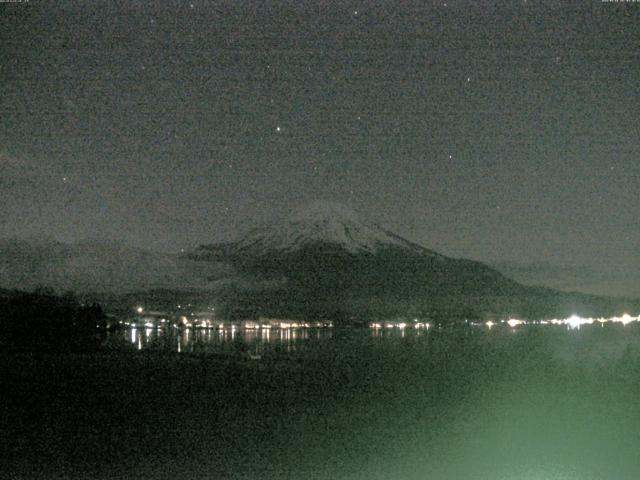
3 325 640 479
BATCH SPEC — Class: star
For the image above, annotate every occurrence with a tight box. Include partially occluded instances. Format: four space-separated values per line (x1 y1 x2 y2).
276 126 282 133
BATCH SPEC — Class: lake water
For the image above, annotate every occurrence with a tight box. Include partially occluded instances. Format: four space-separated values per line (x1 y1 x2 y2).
110 324 337 355
4 323 640 479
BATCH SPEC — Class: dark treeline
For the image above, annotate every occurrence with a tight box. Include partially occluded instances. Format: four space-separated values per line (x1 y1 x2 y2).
0 287 107 352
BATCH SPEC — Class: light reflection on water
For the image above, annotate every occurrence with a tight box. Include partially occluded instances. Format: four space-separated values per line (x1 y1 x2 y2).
115 323 640 355
112 323 444 354
118 321 640 480
112 326 338 354
19 321 640 480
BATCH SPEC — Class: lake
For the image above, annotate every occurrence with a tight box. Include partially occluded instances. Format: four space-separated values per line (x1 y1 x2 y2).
3 323 640 479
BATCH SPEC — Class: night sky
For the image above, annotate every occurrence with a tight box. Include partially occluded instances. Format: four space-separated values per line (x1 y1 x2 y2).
2 1 639 272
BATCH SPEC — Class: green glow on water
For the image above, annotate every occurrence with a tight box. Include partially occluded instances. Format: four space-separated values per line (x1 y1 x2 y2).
4 324 640 479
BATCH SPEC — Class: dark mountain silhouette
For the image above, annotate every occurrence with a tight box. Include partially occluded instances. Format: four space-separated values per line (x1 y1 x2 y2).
192 202 637 321
1 203 636 321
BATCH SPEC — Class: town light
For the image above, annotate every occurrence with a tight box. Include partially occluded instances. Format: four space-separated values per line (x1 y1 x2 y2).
507 318 524 328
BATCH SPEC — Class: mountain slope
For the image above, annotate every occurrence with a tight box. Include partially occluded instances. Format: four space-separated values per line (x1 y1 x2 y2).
192 201 640 321
195 201 514 288
491 260 640 299
192 202 538 318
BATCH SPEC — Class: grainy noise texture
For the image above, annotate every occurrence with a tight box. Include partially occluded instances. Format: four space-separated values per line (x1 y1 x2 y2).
1 1 638 293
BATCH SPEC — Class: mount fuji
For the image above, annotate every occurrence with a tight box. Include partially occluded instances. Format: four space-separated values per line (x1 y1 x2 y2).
221 201 441 256
194 201 516 289
192 201 548 320
1 202 633 321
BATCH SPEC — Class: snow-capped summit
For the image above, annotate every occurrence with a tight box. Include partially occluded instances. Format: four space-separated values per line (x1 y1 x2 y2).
231 200 435 256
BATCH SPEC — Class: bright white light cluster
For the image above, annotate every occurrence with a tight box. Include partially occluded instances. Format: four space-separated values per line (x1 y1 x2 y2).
564 315 593 329
496 313 640 330
367 314 640 332
369 321 430 330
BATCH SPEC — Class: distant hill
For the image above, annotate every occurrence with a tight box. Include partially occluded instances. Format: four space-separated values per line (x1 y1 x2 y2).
491 261 640 299
0 237 232 294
